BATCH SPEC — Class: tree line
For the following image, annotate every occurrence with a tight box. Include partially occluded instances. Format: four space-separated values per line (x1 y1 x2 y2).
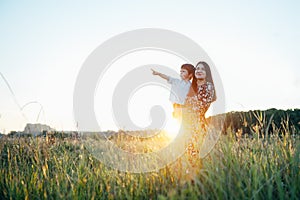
210 108 300 136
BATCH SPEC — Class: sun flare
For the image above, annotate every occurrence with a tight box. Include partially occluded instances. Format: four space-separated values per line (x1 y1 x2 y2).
164 116 182 139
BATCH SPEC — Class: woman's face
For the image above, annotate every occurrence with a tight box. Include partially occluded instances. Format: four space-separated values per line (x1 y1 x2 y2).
195 64 206 79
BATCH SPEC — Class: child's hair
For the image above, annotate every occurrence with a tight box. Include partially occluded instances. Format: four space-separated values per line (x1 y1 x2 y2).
181 64 195 76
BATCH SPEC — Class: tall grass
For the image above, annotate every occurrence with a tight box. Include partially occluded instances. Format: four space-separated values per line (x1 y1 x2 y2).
0 121 299 199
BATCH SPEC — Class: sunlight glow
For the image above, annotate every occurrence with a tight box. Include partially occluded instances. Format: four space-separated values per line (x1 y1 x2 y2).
164 116 182 139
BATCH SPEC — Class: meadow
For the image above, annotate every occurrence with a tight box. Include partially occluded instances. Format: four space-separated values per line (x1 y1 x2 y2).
0 119 299 200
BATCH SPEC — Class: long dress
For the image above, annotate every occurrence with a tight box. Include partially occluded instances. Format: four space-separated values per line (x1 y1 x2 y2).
183 81 215 167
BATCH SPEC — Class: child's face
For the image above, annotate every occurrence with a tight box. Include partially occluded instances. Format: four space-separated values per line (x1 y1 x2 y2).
180 69 192 81
195 64 206 79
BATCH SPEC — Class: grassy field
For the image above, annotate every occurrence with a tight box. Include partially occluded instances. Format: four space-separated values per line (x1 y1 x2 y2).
0 125 299 199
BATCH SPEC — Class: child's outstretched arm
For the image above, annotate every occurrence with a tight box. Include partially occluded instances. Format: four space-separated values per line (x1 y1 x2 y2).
151 69 169 81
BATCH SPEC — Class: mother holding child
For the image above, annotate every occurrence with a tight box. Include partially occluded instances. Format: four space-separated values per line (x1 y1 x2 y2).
151 61 216 174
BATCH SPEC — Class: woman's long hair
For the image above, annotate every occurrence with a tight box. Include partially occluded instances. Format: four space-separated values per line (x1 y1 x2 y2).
187 61 217 102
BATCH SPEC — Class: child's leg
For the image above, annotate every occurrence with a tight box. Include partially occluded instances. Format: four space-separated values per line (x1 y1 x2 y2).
173 103 183 119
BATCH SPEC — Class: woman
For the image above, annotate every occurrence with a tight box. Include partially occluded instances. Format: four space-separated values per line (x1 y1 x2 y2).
185 61 216 126
183 61 216 170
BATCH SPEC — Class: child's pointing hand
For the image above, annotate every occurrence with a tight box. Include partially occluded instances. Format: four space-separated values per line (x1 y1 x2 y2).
151 69 159 75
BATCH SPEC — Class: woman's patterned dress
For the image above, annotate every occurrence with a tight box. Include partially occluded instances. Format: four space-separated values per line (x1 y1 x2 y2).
183 81 215 167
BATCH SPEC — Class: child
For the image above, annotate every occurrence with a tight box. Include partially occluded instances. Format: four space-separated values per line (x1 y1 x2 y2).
151 64 195 118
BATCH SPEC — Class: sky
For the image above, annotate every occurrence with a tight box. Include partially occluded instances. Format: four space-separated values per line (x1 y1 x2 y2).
0 0 299 133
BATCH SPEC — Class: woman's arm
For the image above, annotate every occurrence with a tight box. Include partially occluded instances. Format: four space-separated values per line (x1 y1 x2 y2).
206 83 215 103
197 82 215 103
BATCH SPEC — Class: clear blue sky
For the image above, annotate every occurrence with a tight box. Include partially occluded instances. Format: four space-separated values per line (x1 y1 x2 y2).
0 1 299 133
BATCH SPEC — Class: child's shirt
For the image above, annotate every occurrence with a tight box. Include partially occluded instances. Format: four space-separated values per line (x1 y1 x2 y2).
168 76 191 105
